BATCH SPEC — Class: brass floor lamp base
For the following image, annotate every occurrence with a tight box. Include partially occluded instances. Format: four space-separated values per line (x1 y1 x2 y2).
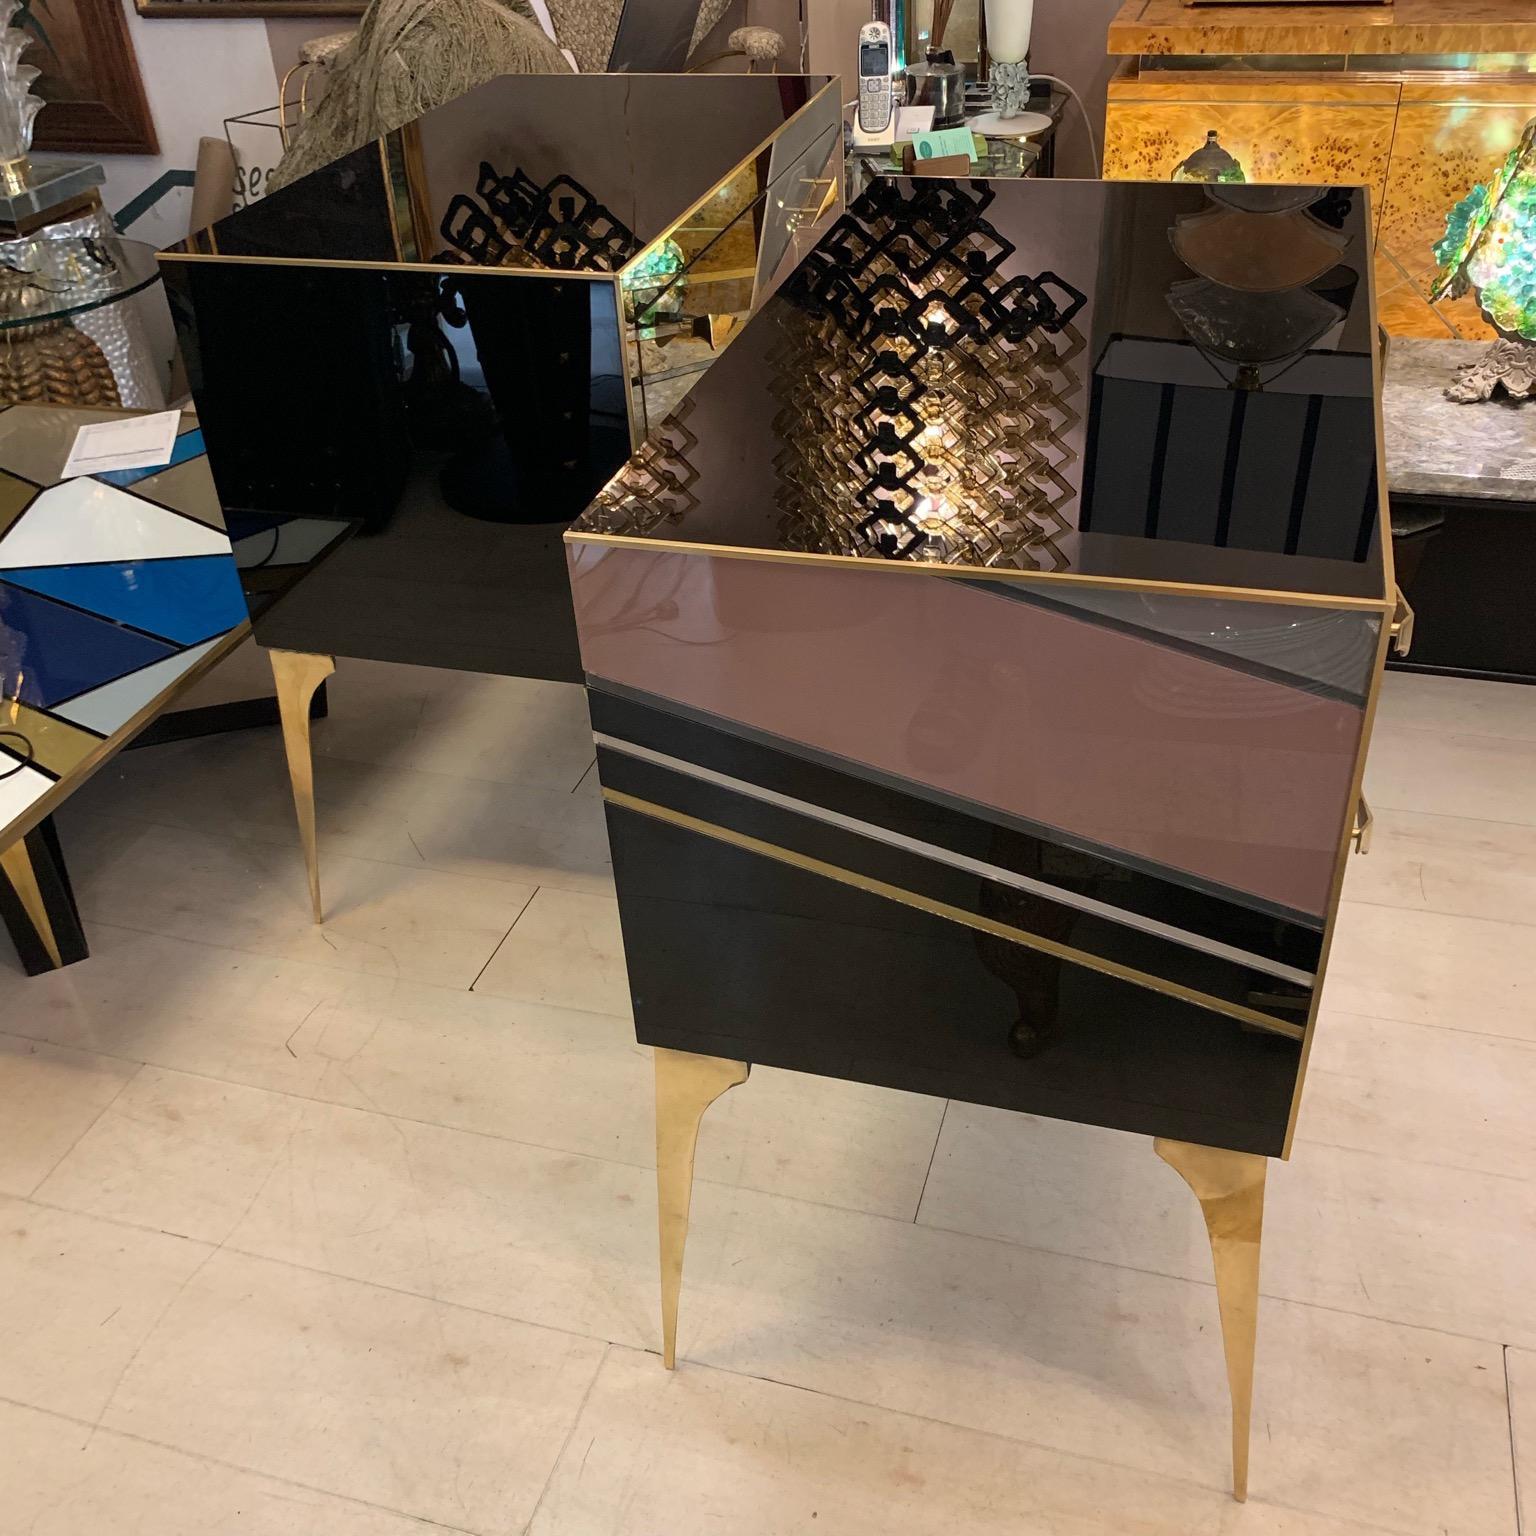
268 648 335 924
653 1050 1266 1502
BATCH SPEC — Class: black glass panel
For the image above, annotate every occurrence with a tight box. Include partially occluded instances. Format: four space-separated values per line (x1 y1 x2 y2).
608 803 1300 1156
161 73 841 676
165 259 624 677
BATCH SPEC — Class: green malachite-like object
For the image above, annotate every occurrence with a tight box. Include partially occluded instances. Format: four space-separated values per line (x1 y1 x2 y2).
1433 116 1536 403
620 237 687 326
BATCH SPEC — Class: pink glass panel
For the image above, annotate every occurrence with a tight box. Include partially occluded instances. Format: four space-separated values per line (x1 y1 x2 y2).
569 542 1366 917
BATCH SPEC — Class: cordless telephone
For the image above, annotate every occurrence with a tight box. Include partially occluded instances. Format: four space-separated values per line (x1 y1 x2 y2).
857 20 894 136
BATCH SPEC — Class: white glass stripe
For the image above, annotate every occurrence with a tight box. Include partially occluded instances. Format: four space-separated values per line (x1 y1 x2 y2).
593 732 1317 990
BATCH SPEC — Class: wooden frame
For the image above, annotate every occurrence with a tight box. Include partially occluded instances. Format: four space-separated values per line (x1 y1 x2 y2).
27 0 158 155
135 0 364 16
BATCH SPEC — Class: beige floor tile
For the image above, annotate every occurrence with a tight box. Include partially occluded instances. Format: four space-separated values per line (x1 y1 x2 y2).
0 925 401 1097
300 980 942 1218
0 1196 210 1421
35 1066 308 1243
0 1037 137 1196
1375 670 1536 744
1341 806 1536 925
27 1059 655 1346
227 1097 658 1346
1510 1348 1534 1536
67 816 534 989
1363 720 1536 826
530 1346 1412 1536
302 975 651 1153
364 773 613 897
0 1399 459 1536
73 733 613 898
313 661 595 794
473 885 631 1015
917 1105 1536 1345
31 1057 944 1334
1266 1143 1536 1345
1299 1010 1536 1176
679 1181 1512 1535
700 1066 944 1220
103 1248 606 1536
1322 900 1536 1042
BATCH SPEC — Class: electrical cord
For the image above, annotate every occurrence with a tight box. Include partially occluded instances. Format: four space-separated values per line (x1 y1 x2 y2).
1028 72 1100 176
0 730 34 780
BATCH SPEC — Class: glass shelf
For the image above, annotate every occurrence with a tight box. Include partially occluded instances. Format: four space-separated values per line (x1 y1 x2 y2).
0 235 162 333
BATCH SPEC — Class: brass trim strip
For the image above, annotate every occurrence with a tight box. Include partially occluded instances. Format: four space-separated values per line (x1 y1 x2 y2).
378 135 405 263
604 787 1307 1042
157 250 616 280
567 530 1396 613
1390 586 1415 657
1350 796 1373 855
595 731 1318 987
616 275 643 451
1281 233 1400 1157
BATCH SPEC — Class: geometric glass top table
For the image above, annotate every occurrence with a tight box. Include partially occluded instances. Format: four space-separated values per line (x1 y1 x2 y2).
158 72 843 919
0 405 247 970
566 175 1405 1502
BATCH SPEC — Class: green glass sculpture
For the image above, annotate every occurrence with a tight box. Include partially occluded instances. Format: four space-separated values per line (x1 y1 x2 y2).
621 237 686 327
1432 116 1536 403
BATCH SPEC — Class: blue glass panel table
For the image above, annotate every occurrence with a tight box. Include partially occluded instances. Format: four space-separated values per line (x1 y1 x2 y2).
0 405 251 973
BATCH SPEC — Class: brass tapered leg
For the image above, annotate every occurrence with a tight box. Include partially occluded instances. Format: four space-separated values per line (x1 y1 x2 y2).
0 838 61 968
268 648 335 924
1155 1137 1266 1502
654 1046 749 1369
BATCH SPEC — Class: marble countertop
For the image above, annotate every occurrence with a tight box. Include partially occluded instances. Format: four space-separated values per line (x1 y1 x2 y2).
1385 338 1536 504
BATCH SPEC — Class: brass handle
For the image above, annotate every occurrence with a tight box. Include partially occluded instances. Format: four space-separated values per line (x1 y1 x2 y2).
781 177 839 221
1390 587 1414 657
1350 795 1373 855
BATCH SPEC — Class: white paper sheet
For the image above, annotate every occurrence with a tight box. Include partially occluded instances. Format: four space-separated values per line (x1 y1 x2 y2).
61 411 182 479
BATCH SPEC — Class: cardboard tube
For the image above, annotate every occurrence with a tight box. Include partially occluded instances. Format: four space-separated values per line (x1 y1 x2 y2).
189 135 237 235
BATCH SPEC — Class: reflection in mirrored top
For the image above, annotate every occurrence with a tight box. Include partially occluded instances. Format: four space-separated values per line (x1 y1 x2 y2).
164 73 838 275
571 177 1389 605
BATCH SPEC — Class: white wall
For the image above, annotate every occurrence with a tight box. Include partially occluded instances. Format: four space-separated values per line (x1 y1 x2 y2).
35 0 350 249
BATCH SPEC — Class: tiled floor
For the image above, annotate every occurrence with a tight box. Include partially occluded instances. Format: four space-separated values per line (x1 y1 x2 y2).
1 656 1532 1535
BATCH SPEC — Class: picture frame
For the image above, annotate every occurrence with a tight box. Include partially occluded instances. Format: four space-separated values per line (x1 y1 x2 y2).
134 0 364 17
23 0 158 155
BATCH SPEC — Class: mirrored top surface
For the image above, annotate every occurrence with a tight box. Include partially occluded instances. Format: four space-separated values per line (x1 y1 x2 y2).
571 177 1389 604
163 73 838 274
